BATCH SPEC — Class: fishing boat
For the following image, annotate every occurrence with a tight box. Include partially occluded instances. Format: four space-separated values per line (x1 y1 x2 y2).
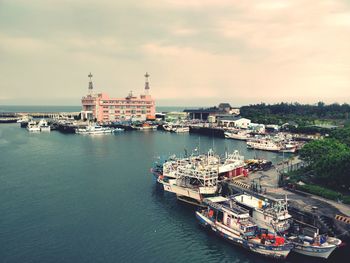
75 124 114 134
287 233 341 259
232 194 292 234
17 115 30 123
233 194 342 258
279 142 298 153
196 196 293 259
113 127 124 132
132 123 157 131
162 123 173 132
156 150 247 205
158 153 219 205
172 125 190 133
247 138 281 152
26 120 40 132
224 131 250 141
38 119 51 132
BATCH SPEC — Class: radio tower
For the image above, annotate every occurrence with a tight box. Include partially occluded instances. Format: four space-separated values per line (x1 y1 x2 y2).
144 72 150 95
88 72 93 95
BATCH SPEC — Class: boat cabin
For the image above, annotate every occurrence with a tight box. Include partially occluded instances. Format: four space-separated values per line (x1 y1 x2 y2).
204 196 258 236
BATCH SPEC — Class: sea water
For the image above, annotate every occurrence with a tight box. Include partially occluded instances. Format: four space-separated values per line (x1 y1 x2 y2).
0 123 346 262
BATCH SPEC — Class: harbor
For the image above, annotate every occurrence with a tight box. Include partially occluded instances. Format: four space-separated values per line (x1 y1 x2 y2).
2 0 350 261
1 122 349 262
1 73 349 261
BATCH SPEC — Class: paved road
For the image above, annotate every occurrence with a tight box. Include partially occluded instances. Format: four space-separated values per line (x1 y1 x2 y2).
268 188 350 217
237 156 350 217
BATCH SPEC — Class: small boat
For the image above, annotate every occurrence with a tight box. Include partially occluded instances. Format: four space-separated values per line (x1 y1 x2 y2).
38 119 51 132
224 131 250 141
172 125 189 133
279 142 298 153
27 120 40 132
75 124 114 134
17 115 30 123
288 234 341 259
133 123 157 131
113 128 124 132
247 138 281 152
162 124 173 132
196 196 293 259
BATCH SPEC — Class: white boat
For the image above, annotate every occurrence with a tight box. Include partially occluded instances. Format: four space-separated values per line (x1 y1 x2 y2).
280 142 297 153
162 124 173 132
159 158 219 205
38 119 51 132
233 193 342 259
247 139 281 152
232 194 292 234
113 128 124 132
27 120 40 132
156 150 247 205
224 131 250 141
172 125 190 133
196 196 293 259
133 124 157 131
75 124 114 135
17 115 30 123
288 234 341 259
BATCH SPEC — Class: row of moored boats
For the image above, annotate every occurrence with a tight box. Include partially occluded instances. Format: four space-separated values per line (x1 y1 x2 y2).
225 130 303 153
151 149 342 259
20 116 124 135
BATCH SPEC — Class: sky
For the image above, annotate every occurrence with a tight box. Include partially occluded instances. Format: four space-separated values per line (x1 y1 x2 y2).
0 0 350 106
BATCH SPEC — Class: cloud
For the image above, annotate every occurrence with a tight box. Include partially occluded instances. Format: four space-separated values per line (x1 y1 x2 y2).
0 0 349 106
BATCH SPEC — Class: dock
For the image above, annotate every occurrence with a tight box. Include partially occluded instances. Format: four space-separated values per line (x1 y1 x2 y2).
221 165 350 240
0 111 80 119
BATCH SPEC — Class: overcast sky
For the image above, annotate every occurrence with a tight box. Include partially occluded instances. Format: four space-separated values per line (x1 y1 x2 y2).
1 0 350 106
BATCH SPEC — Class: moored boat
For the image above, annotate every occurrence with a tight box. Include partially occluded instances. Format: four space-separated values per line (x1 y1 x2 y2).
224 131 250 141
17 115 30 123
247 138 281 152
155 150 248 205
233 193 342 259
38 119 51 132
75 124 114 134
172 125 190 133
232 193 292 234
196 196 293 259
288 234 341 259
27 120 40 132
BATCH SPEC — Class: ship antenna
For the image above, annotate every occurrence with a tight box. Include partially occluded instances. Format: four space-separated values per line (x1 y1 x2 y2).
197 136 201 154
88 72 93 95
212 130 215 152
144 72 150 95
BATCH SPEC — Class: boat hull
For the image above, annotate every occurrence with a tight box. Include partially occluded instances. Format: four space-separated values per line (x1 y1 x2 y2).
224 132 248 141
27 127 40 132
292 243 337 259
196 212 292 259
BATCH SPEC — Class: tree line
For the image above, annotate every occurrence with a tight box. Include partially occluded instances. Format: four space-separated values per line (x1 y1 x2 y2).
240 102 350 125
299 127 350 191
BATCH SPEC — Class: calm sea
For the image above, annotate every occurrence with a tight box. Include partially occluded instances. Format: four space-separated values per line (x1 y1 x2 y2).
0 123 347 262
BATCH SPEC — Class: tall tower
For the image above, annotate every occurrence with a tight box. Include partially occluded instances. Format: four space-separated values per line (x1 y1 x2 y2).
144 72 150 95
88 72 93 95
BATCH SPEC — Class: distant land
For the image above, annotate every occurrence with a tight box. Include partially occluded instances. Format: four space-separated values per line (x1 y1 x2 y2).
0 105 199 113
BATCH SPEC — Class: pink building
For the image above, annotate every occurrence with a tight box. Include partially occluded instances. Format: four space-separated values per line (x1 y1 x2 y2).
81 73 156 122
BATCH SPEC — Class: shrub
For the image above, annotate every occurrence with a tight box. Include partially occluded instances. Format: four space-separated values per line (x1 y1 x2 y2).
342 196 350 205
296 184 342 201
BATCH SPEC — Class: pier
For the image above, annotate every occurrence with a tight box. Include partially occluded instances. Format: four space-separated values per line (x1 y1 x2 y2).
221 168 350 240
0 111 80 119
